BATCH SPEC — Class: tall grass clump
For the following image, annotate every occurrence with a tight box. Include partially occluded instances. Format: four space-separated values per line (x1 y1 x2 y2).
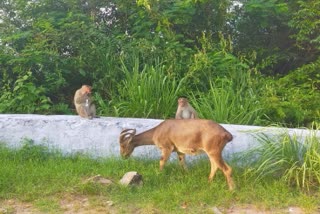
240 130 320 191
114 58 185 119
284 132 320 191
190 77 263 125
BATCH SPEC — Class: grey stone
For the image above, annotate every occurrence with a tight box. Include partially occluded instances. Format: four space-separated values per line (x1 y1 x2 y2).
211 206 223 214
106 201 114 206
84 175 114 186
119 171 143 186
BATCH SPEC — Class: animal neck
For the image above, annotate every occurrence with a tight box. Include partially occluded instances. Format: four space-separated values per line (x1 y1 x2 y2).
132 128 155 147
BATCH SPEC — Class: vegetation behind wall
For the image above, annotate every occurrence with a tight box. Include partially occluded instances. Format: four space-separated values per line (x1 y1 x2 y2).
0 0 319 127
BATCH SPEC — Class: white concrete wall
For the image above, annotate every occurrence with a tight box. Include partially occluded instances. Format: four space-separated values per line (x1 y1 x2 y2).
0 114 318 161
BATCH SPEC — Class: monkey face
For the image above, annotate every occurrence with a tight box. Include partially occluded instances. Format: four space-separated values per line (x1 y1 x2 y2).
82 85 92 94
85 87 92 94
178 98 188 107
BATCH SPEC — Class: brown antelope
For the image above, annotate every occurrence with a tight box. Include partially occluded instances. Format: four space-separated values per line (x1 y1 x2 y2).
119 119 235 190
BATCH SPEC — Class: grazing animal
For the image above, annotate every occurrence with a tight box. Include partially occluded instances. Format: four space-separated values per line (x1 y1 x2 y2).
119 119 235 190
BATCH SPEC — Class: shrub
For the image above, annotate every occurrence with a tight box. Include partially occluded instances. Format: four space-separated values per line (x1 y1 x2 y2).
189 77 264 125
114 58 185 119
0 71 51 114
241 130 320 191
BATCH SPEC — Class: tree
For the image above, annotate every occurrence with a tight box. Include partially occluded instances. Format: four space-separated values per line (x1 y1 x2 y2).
232 0 294 75
289 0 320 63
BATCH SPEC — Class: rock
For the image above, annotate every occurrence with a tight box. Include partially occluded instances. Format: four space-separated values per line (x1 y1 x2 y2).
211 206 223 214
84 175 114 186
119 171 143 186
288 206 304 214
0 208 7 213
106 201 114 206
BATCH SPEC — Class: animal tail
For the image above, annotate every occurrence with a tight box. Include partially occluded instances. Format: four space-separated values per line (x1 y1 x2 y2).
225 131 233 143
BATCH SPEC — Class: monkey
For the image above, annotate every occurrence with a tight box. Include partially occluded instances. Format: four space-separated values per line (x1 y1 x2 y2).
175 97 199 119
74 85 97 119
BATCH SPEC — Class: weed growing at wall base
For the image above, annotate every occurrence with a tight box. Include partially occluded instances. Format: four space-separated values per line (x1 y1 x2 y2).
238 130 320 192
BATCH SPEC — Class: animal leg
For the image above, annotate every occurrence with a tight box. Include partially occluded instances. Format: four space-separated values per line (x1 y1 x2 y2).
78 106 89 118
177 152 187 170
212 155 235 190
208 155 218 181
89 104 97 118
159 149 172 171
223 163 235 190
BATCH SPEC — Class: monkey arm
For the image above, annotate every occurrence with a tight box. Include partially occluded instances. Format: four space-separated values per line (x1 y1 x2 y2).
175 109 183 119
190 109 198 119
75 92 89 104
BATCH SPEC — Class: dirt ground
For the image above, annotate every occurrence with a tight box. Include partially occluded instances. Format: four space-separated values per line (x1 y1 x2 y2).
0 195 310 214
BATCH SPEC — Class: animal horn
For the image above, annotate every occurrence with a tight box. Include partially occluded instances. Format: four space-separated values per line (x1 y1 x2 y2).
120 129 136 135
119 129 136 143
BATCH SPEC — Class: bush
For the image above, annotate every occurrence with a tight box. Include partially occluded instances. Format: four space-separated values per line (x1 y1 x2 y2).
240 130 320 191
189 75 264 125
260 59 320 127
113 58 185 119
0 71 51 114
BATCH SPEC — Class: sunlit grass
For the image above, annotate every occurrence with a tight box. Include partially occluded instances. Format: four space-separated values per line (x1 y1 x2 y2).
113 58 185 119
0 138 319 213
190 78 264 125
238 130 320 192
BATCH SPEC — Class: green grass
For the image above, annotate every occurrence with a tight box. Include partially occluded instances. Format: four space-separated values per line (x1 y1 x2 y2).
238 130 320 192
113 58 185 119
189 78 264 125
0 139 319 213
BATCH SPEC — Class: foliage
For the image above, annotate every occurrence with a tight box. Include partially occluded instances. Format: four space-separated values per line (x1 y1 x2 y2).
190 77 263 125
0 0 121 108
186 33 250 91
241 131 320 192
183 33 265 125
49 103 74 115
0 0 319 127
114 58 185 119
14 139 60 162
0 71 51 113
0 142 319 212
233 0 292 75
284 134 320 191
260 58 320 127
94 93 114 116
289 0 320 52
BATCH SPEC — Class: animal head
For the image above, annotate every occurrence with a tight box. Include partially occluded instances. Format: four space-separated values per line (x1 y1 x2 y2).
178 97 188 107
119 129 137 158
81 85 92 94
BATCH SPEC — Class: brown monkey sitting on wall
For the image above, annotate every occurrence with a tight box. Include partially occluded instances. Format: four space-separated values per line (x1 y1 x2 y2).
74 85 97 119
175 97 199 119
